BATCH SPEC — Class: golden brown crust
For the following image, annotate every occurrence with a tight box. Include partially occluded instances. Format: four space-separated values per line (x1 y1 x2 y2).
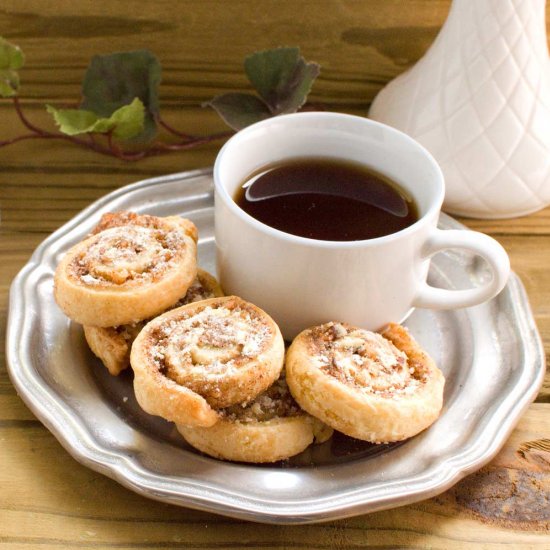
177 373 332 463
83 269 224 376
286 322 445 443
178 269 224 305
54 212 198 327
83 324 140 376
130 296 285 427
178 415 328 463
92 211 198 242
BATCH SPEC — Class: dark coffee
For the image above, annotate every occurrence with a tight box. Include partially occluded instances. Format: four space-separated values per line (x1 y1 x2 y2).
234 157 418 241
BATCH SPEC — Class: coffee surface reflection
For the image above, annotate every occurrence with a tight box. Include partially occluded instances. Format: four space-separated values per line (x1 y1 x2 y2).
234 158 418 241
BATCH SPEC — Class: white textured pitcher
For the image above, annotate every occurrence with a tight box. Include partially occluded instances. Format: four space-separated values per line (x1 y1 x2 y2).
369 0 550 219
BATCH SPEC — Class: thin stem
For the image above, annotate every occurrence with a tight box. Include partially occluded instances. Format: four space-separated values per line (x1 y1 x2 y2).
9 96 105 153
0 130 114 156
106 130 118 155
2 96 234 161
9 97 114 155
0 133 45 147
149 131 233 153
13 96 49 135
157 114 195 140
300 101 326 112
104 130 144 160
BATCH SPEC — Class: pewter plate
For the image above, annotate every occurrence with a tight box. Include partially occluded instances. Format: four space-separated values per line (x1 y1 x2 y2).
7 169 545 524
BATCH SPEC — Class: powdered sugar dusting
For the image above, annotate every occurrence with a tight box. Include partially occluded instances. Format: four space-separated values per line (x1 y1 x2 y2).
309 322 426 398
177 277 217 305
71 224 186 287
112 272 220 340
222 373 301 423
148 301 272 390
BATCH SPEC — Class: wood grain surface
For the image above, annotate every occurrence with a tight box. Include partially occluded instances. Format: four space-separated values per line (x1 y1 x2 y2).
1 1 549 547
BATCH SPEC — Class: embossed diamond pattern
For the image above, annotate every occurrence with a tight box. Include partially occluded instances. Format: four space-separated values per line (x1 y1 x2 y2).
369 0 550 218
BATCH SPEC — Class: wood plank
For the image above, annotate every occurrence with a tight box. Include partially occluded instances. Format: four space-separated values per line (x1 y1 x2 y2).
0 404 547 547
1 0 549 544
434 404 550 532
3 105 550 235
0 0 456 105
513 235 550 401
0 103 226 232
0 0 548 108
458 208 550 236
0 395 35 420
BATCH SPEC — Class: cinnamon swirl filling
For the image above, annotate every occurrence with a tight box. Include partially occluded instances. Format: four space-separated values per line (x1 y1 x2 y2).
286 322 445 443
84 269 224 376
309 323 426 398
131 296 285 426
177 372 332 463
54 212 198 327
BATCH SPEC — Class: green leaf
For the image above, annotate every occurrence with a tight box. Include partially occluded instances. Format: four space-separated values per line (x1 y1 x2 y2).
206 93 272 131
108 97 145 139
0 36 25 97
46 105 101 135
0 70 19 97
46 98 145 139
244 47 320 114
80 50 161 142
0 37 24 70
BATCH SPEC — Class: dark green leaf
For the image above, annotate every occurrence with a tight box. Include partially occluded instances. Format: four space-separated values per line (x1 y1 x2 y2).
80 50 160 141
46 98 145 139
0 36 24 97
277 59 320 114
244 47 300 106
244 47 320 114
206 93 271 131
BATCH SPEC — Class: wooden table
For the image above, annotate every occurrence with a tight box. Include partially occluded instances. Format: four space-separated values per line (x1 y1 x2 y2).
1 1 548 547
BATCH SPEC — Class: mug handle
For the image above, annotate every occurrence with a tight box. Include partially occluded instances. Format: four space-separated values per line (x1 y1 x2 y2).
413 229 510 309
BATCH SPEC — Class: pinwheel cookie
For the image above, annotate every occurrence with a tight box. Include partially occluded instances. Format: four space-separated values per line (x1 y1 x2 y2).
130 296 285 427
286 322 445 443
84 268 224 376
177 372 333 463
54 211 198 327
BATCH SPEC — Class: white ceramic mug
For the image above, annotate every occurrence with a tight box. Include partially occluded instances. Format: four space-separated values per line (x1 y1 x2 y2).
214 112 510 339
